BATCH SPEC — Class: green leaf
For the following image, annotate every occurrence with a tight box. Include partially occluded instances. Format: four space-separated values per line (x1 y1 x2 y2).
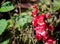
19 17 27 27
0 1 14 12
7 20 13 28
0 39 9 44
52 0 60 11
0 19 7 35
43 0 50 5
19 12 32 27
15 12 32 28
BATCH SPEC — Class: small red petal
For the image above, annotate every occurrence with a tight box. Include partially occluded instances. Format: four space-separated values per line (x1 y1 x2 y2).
42 31 48 41
45 36 55 44
34 26 46 32
36 31 42 41
33 4 37 8
48 25 54 31
31 17 38 27
31 8 38 17
34 26 40 30
38 22 46 29
46 13 51 19
37 14 45 23
41 31 48 37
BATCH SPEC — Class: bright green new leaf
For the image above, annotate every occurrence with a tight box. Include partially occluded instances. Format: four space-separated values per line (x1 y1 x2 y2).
7 19 13 28
43 0 50 5
0 39 9 44
52 0 60 11
0 19 7 35
0 1 14 12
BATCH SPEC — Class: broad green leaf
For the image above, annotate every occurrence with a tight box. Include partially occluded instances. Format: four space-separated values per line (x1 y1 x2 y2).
0 19 7 35
0 1 14 12
0 39 9 44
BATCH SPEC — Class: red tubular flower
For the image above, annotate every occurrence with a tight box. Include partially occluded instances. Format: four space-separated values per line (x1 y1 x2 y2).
38 22 46 29
34 26 40 30
36 30 48 41
34 25 46 31
31 13 45 26
46 13 51 19
36 28 45 33
48 25 54 31
31 8 38 17
31 13 52 42
33 4 37 8
36 30 42 41
31 17 37 27
35 34 42 41
31 12 36 17
42 31 48 41
45 36 55 44
37 14 45 23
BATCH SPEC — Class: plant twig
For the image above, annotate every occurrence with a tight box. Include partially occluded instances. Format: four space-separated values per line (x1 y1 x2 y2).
1 0 6 5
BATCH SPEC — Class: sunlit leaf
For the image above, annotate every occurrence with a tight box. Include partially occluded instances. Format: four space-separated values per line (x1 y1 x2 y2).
43 0 50 5
0 39 9 44
0 19 7 35
0 1 14 12
52 0 60 11
7 19 13 28
15 12 32 28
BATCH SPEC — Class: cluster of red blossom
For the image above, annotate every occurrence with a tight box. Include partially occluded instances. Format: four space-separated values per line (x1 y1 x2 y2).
31 5 56 44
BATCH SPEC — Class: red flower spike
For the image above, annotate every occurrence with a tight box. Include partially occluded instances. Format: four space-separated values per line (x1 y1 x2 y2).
46 13 51 19
48 25 54 31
